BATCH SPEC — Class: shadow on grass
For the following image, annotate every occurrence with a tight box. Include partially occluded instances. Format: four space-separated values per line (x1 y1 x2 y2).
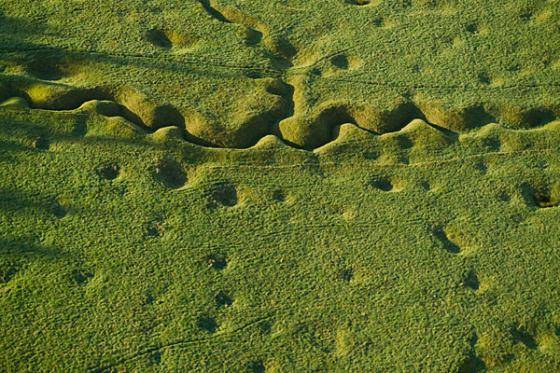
0 10 274 84
0 237 62 260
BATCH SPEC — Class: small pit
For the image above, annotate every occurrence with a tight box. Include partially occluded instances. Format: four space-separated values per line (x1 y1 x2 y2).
215 291 233 308
154 158 186 189
206 254 227 270
97 164 120 180
197 316 218 333
32 136 49 151
73 269 93 286
208 182 238 207
463 270 480 291
370 178 393 192
145 29 172 49
346 0 370 5
339 268 354 282
272 189 286 203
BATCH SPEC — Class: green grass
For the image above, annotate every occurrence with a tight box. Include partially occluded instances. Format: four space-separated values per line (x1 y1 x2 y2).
1 0 560 371
1 0 559 148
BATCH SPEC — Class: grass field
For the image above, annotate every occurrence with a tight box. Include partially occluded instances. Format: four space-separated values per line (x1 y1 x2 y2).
1 0 560 371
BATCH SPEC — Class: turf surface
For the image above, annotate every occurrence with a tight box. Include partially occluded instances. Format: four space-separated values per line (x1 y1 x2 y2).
1 0 560 371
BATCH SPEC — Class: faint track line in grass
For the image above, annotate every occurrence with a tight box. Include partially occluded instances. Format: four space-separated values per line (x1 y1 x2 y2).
0 46 280 76
329 76 560 90
8 141 560 171
87 313 275 371
2 45 560 90
86 272 474 371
